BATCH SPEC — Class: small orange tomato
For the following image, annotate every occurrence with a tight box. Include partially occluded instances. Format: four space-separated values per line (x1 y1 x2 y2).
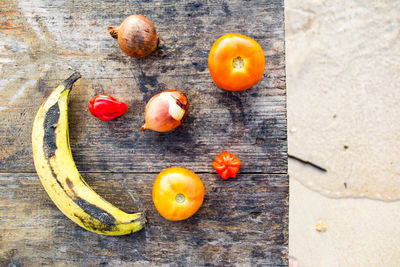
212 152 241 180
208 33 265 91
152 167 205 221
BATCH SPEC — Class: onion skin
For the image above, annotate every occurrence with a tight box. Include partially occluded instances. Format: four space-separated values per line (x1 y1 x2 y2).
140 90 189 133
108 15 159 58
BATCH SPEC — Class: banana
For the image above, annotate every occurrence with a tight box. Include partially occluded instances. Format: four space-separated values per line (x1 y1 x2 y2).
32 72 145 235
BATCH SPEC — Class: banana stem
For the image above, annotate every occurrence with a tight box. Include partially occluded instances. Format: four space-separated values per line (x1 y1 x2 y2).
63 72 81 91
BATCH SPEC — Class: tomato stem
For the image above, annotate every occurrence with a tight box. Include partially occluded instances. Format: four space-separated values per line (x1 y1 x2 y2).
232 56 244 69
175 193 185 203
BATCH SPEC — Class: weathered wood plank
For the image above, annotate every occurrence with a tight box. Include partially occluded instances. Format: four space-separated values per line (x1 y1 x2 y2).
0 0 286 174
0 172 288 266
0 0 287 265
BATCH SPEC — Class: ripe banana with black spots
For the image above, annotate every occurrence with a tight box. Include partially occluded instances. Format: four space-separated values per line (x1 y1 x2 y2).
32 72 145 235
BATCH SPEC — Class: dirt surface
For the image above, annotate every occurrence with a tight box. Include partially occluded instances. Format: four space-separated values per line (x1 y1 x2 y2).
287 0 400 201
287 0 400 265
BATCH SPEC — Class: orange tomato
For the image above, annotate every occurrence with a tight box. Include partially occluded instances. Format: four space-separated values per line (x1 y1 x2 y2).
208 33 265 91
152 167 205 221
212 152 241 179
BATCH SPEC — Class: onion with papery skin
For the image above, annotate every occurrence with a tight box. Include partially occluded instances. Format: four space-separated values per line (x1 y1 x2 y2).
140 90 189 133
108 15 159 58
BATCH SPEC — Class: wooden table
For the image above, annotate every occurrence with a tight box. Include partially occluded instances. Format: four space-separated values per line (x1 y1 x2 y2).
0 0 287 265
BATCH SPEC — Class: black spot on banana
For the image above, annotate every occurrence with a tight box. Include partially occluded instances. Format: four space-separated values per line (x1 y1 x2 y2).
32 72 145 235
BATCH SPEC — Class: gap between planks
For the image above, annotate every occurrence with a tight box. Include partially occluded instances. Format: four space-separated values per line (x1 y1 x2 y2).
0 170 288 175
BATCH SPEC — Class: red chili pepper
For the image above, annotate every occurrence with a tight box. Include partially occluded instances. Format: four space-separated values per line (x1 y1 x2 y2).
212 152 241 179
88 94 128 121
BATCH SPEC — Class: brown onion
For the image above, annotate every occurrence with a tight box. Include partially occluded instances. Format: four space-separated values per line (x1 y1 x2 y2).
140 90 189 133
108 15 159 58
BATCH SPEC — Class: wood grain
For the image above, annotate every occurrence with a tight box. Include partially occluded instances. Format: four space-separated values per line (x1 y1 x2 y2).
0 0 286 174
0 0 287 265
0 172 288 266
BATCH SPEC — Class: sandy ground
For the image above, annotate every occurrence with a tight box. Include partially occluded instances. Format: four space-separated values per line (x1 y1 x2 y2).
286 0 400 266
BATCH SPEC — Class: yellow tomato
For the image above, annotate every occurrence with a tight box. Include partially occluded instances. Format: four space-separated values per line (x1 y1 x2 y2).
152 167 205 221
